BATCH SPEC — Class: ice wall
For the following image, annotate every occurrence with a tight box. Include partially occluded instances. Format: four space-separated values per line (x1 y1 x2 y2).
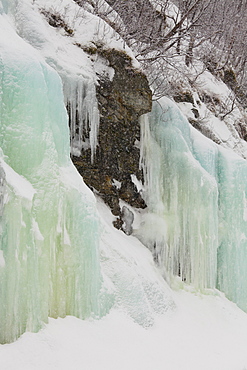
0 12 101 343
140 97 247 311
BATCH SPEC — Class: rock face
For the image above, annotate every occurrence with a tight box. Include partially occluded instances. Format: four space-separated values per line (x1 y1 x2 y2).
72 47 152 228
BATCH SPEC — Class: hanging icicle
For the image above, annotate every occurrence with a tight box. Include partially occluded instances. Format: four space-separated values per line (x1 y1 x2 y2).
63 76 100 161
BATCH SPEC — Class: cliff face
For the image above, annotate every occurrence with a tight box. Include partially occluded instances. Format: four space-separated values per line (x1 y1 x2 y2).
72 47 152 228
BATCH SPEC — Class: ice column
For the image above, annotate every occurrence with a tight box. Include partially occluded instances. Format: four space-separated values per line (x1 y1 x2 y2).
140 98 219 290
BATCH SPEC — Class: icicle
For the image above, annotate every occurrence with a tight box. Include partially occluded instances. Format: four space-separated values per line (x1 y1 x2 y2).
63 76 99 161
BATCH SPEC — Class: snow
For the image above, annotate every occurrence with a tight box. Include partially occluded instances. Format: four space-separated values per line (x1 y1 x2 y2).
131 173 144 193
175 64 247 158
0 157 36 202
1 285 247 370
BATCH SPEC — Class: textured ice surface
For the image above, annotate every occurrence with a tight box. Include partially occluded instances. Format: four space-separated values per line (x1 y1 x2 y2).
140 97 247 311
140 99 218 289
0 11 101 343
217 148 247 311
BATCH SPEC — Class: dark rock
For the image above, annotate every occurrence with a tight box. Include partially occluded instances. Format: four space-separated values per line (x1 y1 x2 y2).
71 47 152 222
173 91 194 104
223 69 237 90
119 177 146 208
40 8 74 35
191 108 199 119
113 217 123 230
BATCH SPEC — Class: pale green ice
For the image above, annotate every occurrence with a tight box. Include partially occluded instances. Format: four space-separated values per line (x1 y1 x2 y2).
140 97 247 311
0 12 101 343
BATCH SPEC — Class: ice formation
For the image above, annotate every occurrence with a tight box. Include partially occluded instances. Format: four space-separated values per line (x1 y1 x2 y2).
3 0 247 347
217 149 247 311
63 77 99 160
140 97 247 311
0 0 175 343
140 99 218 289
0 11 101 343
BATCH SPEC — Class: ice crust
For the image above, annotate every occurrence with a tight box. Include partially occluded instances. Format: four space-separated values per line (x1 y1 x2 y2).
63 76 99 160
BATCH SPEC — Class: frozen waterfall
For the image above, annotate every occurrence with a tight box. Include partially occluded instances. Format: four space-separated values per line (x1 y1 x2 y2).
140 97 247 311
0 1 175 344
0 13 101 343
140 99 218 289
2 0 247 346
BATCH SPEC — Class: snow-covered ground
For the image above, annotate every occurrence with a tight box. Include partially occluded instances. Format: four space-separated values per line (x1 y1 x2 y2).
1 266 247 370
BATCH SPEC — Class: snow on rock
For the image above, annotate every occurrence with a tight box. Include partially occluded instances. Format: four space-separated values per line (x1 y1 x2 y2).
174 65 247 158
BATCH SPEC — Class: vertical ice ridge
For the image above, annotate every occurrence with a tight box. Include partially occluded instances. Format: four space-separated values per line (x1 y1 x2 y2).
140 98 218 290
216 148 247 312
